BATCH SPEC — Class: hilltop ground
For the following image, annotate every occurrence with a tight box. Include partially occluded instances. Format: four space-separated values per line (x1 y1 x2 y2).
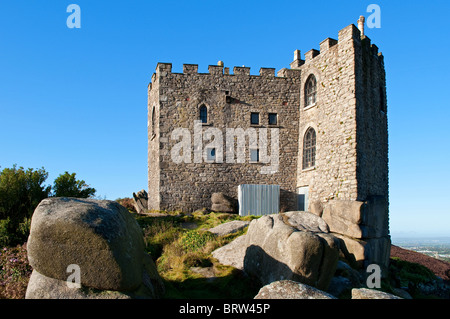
2 206 450 299
391 245 450 282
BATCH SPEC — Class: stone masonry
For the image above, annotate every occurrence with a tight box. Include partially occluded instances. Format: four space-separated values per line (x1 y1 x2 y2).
148 63 301 212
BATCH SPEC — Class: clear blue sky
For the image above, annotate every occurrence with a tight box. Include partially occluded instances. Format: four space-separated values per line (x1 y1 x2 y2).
1 1 449 238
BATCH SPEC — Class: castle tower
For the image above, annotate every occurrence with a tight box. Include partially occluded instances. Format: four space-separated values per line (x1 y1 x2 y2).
292 23 388 207
290 22 389 272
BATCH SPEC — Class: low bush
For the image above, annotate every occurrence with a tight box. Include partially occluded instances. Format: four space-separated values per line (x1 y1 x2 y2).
116 197 136 213
0 218 31 248
180 230 216 252
390 257 436 287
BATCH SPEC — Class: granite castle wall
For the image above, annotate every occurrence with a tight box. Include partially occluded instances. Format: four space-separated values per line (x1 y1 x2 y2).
148 64 301 212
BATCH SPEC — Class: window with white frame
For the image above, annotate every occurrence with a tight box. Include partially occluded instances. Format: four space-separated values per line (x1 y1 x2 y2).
305 74 317 107
302 127 316 169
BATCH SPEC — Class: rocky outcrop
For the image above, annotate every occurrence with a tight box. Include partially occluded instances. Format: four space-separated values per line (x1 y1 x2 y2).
133 189 149 214
254 281 403 300
26 197 164 299
254 280 337 299
282 211 329 233
207 220 250 236
333 233 391 270
211 192 237 213
351 288 402 299
212 234 247 270
26 270 132 299
212 212 339 291
322 198 388 239
243 213 340 291
322 198 391 273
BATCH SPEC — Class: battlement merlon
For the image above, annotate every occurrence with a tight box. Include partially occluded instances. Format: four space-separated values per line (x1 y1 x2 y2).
320 38 338 52
156 62 172 75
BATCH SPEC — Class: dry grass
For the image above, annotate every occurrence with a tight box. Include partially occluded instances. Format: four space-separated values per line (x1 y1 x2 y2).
135 211 260 298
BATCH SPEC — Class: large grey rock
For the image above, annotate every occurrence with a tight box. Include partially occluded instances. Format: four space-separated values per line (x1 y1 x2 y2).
207 220 250 236
243 213 340 291
26 261 164 299
327 276 353 298
332 233 391 272
212 235 247 270
282 211 329 233
25 270 132 299
254 280 337 299
133 189 148 214
26 197 165 298
322 200 366 238
351 288 402 299
322 197 389 239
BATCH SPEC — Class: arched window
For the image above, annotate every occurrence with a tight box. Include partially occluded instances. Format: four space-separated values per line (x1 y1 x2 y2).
199 105 208 124
379 86 386 113
305 75 317 107
151 106 156 137
303 127 316 169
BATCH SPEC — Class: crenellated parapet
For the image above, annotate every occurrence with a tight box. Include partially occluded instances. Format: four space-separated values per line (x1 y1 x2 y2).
155 62 295 79
289 22 384 69
153 21 385 84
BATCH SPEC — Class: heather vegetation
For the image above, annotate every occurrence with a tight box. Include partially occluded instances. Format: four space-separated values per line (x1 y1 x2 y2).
0 244 32 299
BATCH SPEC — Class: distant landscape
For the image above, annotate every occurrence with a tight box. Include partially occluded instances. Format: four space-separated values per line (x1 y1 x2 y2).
392 237 450 262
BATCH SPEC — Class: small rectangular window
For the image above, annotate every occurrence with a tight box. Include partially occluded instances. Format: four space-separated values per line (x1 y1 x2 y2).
206 148 216 161
268 113 278 125
250 112 259 125
250 149 259 162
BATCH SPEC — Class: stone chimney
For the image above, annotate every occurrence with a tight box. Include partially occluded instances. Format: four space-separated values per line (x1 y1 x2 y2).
357 16 365 38
290 49 304 69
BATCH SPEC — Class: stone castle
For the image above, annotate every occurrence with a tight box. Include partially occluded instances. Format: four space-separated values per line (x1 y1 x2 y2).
147 18 390 269
147 18 388 215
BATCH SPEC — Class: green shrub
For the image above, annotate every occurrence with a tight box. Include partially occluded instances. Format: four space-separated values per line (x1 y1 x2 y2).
0 218 31 247
0 219 11 247
52 171 96 198
0 165 51 224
